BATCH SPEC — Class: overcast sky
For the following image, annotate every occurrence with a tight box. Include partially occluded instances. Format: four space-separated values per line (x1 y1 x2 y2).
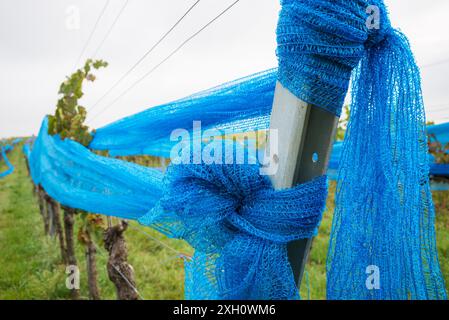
1 0 449 138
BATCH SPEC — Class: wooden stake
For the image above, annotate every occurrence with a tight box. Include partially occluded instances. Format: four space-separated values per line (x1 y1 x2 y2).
49 200 67 264
61 206 80 300
104 220 139 300
37 186 49 235
268 82 338 289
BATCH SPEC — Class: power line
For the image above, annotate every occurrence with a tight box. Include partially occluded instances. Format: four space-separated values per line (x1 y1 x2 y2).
428 103 449 109
88 0 202 113
426 103 449 114
88 0 241 124
92 0 130 60
421 57 449 69
73 0 110 70
427 114 449 122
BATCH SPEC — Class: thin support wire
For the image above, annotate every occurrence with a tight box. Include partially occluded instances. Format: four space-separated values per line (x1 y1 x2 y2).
127 224 188 257
74 0 111 69
88 0 241 124
422 57 449 69
95 242 146 300
88 0 202 113
91 0 130 59
110 264 145 300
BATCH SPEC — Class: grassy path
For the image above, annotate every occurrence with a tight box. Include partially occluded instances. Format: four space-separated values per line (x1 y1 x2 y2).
0 146 191 299
0 145 448 299
0 146 68 299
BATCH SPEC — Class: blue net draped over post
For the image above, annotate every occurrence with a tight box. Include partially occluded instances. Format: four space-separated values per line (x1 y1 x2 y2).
276 0 446 299
138 143 328 299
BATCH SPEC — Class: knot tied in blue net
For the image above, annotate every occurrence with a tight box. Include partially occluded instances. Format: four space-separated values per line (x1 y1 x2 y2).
139 145 328 299
365 25 392 49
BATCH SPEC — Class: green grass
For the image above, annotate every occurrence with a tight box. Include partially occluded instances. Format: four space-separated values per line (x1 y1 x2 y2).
299 182 449 299
1 146 448 299
434 190 449 291
0 147 69 299
0 146 192 300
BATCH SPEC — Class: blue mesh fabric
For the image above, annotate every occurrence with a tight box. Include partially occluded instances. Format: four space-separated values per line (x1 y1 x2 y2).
277 0 375 116
12 138 23 145
23 143 31 160
138 143 328 299
0 145 14 178
428 122 449 146
327 32 448 297
90 69 277 157
27 122 328 299
28 117 164 219
430 164 449 177
330 124 449 178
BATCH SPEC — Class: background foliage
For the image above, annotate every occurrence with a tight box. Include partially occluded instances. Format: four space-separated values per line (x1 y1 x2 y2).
47 59 107 146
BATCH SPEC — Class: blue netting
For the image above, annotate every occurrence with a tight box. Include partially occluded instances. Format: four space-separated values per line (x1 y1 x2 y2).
90 69 277 157
12 138 23 145
329 122 449 178
0 145 14 178
294 0 449 299
430 164 449 178
23 143 31 160
428 122 449 146
428 122 449 177
28 120 328 299
28 117 164 219
138 142 328 299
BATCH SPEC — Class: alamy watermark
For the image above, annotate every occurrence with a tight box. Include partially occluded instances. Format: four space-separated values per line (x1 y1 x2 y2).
65 5 80 30
366 265 380 290
65 265 80 290
169 121 279 175
366 5 381 30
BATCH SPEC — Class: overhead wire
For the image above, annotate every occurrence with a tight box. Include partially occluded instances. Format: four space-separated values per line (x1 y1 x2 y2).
426 104 449 113
88 0 241 124
88 0 202 113
73 0 111 69
421 57 449 69
91 0 130 59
